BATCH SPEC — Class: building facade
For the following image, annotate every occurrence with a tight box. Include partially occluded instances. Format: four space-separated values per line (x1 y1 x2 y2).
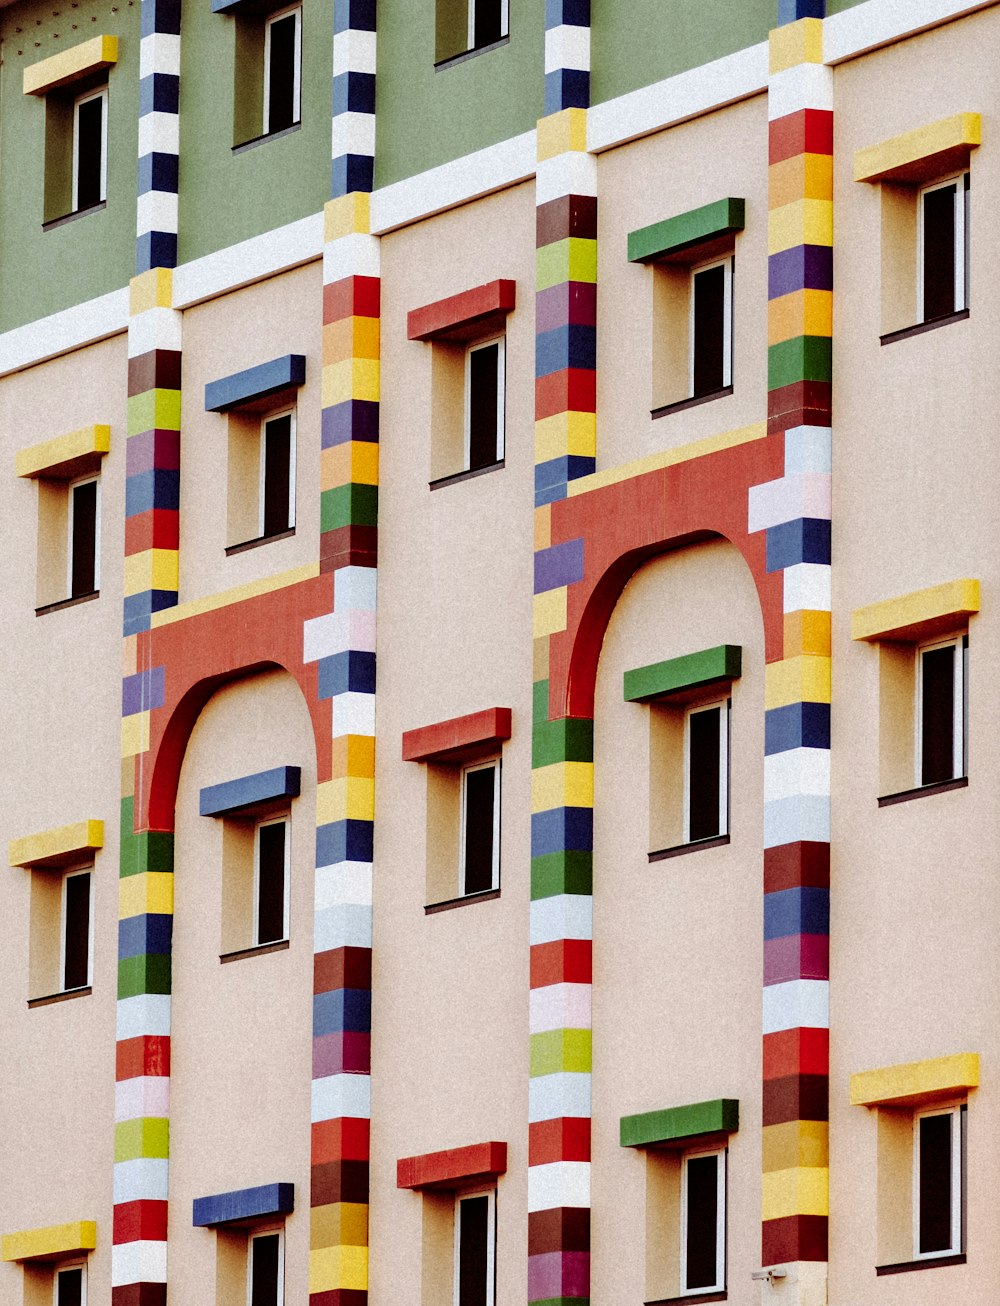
0 0 997 1303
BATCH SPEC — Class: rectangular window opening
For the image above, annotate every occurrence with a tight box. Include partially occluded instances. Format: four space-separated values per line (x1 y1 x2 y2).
919 174 968 323
465 337 505 473
248 1228 284 1306
685 700 729 844
264 6 302 136
916 636 965 788
455 1189 496 1306
469 0 508 50
260 411 295 539
681 1148 726 1294
72 87 107 213
914 1106 964 1259
690 257 732 400
460 759 500 896
68 476 100 599
254 818 289 947
61 869 92 993
55 1263 87 1306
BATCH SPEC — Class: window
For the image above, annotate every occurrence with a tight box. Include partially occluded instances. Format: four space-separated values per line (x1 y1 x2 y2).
914 1106 964 1260
263 6 301 136
465 338 505 473
468 0 508 51
25 862 95 1002
684 701 729 844
690 258 733 401
68 476 100 600
225 406 298 552
436 0 508 62
55 1263 86 1306
681 1148 726 1295
248 1228 284 1306
916 637 966 787
460 760 500 896
61 869 93 992
253 818 289 947
454 1189 495 1306
918 174 969 324
72 88 107 213
259 411 295 540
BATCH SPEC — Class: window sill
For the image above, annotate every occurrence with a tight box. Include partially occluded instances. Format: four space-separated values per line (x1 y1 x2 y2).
435 35 509 70
649 834 730 862
425 888 500 915
878 776 967 807
35 590 99 617
646 1293 727 1305
28 985 92 1008
880 309 969 346
429 459 504 491
42 201 107 232
652 386 733 420
876 1253 966 1276
232 121 302 155
225 527 296 556
220 940 290 963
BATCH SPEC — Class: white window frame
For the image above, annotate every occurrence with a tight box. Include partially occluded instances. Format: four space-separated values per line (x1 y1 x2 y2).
683 698 730 843
459 757 501 894
54 1261 87 1306
263 4 302 133
247 1226 285 1306
912 1104 964 1260
67 474 101 596
917 173 969 321
453 1187 496 1306
464 335 506 470
259 409 297 537
914 635 966 787
253 816 291 946
680 1146 726 1295
72 86 108 211
467 0 509 50
60 867 93 992
689 255 733 394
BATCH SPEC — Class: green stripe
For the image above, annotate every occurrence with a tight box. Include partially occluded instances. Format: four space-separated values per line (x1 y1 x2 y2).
530 1029 592 1076
120 802 174 878
531 851 593 899
532 681 594 767
768 335 832 390
118 953 172 999
628 197 745 264
620 1098 739 1148
126 388 182 437
320 483 379 532
536 238 598 290
623 644 741 703
114 1117 170 1162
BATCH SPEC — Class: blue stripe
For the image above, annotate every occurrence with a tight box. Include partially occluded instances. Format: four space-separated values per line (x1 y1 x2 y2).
138 73 180 116
135 230 178 275
316 820 374 867
536 324 596 378
531 807 593 857
313 987 372 1037
321 399 380 447
333 0 377 32
123 589 177 636
545 0 591 27
765 702 830 755
332 71 376 116
118 913 173 961
766 517 831 572
764 887 829 940
317 650 377 699
534 539 585 594
141 0 181 36
544 68 591 114
332 154 375 199
125 469 180 516
137 151 179 197
778 0 825 23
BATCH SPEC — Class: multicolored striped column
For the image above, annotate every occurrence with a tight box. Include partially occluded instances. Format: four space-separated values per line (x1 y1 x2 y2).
308 1 379 1301
753 5 832 1299
530 8 595 1300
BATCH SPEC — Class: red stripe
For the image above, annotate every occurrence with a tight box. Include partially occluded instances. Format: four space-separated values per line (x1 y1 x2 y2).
323 276 380 324
769 109 834 165
529 1116 591 1166
535 368 597 422
763 1027 829 1081
113 1200 168 1244
125 509 179 555
311 1116 371 1165
762 1213 828 1264
116 1035 170 1081
530 938 592 988
397 1141 507 1190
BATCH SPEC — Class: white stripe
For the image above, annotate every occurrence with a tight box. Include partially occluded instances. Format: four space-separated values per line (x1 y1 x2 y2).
314 860 373 910
534 149 597 205
784 425 832 475
528 1160 591 1212
530 982 592 1034
825 0 998 65
764 793 830 848
545 23 591 74
767 61 833 120
138 111 179 158
530 894 592 946
127 306 183 357
116 993 172 1041
334 566 378 613
139 32 180 79
748 472 832 534
136 189 179 239
111 1240 168 1287
332 111 376 160
113 1157 170 1204
324 231 381 282
311 1071 372 1123
330 691 377 738
528 1071 591 1122
173 213 323 309
304 609 377 662
115 1076 170 1123
313 902 373 952
763 978 829 1034
0 287 127 377
764 747 831 802
333 28 377 76
783 562 831 614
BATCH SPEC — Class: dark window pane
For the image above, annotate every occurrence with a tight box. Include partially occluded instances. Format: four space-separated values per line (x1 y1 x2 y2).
262 415 292 537
468 343 500 470
251 1233 281 1306
685 1154 719 1290
64 872 91 990
922 185 956 321
919 1114 953 1254
921 645 956 785
688 707 722 842
57 1267 84 1306
267 13 298 133
71 479 98 597
473 0 503 48
463 766 496 895
458 1195 490 1306
692 263 726 398
257 822 287 944
76 95 103 210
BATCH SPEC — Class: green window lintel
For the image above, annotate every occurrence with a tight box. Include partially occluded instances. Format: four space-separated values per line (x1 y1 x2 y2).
623 644 742 704
627 198 746 265
620 1098 739 1149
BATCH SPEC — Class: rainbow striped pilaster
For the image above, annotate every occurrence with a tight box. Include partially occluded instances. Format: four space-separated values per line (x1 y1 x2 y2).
136 0 181 273
331 0 377 198
544 0 591 115
755 8 832 1299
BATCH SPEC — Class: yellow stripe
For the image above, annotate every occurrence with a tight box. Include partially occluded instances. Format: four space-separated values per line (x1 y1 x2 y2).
762 1120 829 1173
309 1244 369 1293
534 504 552 551
768 289 833 347
322 357 380 407
769 152 833 210
568 422 766 496
321 440 379 491
534 587 567 639
310 1202 369 1250
764 655 831 709
2 1221 97 1263
124 548 179 597
532 761 594 813
850 1052 979 1107
324 192 371 240
9 820 103 869
323 315 380 367
854 112 981 184
783 609 831 658
151 565 320 628
851 578 979 642
119 871 174 919
330 734 376 780
16 425 110 479
535 410 597 463
317 776 376 824
536 107 588 160
768 198 833 256
769 17 823 74
121 712 152 758
762 1166 829 1221
130 266 173 315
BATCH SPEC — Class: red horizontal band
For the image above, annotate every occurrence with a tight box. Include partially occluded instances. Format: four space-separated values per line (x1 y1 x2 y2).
529 1116 591 1166
116 1035 170 1081
312 1116 371 1165
769 109 834 165
397 1140 507 1191
324 275 381 324
530 938 593 989
402 707 512 764
113 1200 168 1245
763 1027 829 1081
407 279 516 342
535 367 597 422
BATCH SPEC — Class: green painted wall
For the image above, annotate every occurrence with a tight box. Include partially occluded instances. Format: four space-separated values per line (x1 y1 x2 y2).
825 0 869 12
374 0 544 189
177 0 332 265
0 0 138 333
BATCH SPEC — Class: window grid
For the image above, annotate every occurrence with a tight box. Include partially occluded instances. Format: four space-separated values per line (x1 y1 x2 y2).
55 1262 87 1306
60 868 93 993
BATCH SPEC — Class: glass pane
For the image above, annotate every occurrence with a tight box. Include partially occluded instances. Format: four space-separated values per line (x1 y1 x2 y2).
71 480 98 597
922 185 956 321
257 823 287 944
468 344 500 471
267 13 298 133
262 415 292 538
688 707 721 842
918 1113 953 1254
57 1267 83 1306
250 1233 281 1306
921 645 955 785
685 1154 719 1290
458 1195 490 1306
473 0 503 48
76 96 103 209
64 873 91 990
463 767 496 895
692 264 726 398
